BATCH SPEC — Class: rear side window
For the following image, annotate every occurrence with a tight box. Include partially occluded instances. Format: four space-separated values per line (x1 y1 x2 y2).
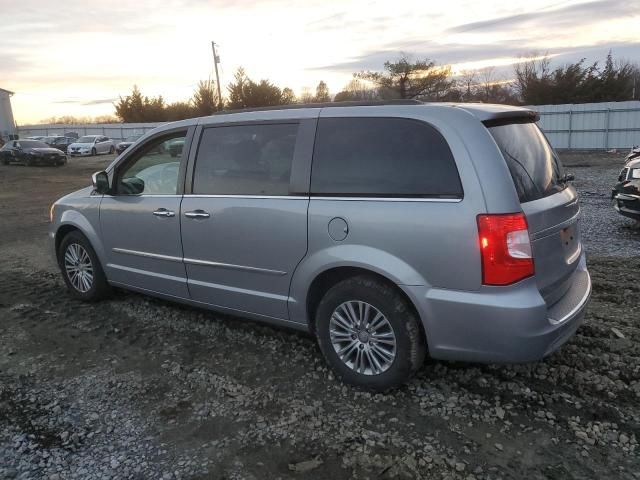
311 117 462 198
488 122 565 203
193 123 298 196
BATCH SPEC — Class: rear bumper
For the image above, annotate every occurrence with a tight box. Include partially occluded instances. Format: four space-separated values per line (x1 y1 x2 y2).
404 254 591 363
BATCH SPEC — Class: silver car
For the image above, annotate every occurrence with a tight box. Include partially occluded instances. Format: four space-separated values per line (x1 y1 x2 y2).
68 135 115 156
49 101 591 390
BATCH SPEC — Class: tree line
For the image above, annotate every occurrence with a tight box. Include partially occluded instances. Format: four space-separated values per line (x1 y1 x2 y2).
113 51 640 123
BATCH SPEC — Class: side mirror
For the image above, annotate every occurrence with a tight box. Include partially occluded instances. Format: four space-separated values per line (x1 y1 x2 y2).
92 171 110 194
120 177 145 195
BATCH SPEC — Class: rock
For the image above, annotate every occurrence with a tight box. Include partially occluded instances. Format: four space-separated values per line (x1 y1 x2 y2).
455 462 466 472
611 328 625 339
288 457 323 473
494 443 503 451
495 407 505 420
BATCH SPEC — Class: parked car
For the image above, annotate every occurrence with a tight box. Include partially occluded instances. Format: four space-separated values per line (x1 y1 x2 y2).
49 101 591 390
612 158 640 221
116 134 142 155
26 136 47 141
48 136 77 153
1 139 67 166
68 135 115 156
625 145 640 163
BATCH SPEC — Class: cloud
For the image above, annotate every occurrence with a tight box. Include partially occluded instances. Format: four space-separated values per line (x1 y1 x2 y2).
82 98 118 106
447 0 639 34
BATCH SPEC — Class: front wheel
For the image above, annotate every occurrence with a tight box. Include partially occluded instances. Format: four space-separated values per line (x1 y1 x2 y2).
58 231 110 301
91 148 97 156
315 275 426 391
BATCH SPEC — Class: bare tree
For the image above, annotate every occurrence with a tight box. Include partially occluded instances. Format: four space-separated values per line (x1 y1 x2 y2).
356 54 455 100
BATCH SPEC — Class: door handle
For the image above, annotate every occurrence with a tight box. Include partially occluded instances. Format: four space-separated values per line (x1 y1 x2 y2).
184 210 210 219
153 209 175 217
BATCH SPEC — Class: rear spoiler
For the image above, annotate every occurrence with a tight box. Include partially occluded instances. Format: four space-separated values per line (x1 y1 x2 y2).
482 110 540 128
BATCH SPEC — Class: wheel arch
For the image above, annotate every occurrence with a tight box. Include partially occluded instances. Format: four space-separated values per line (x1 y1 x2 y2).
302 266 428 350
54 210 107 267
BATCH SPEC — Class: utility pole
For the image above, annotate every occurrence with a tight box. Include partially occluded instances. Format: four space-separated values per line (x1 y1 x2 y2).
211 41 223 110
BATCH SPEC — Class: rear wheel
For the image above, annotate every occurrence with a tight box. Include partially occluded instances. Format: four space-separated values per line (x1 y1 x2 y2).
315 275 426 391
109 145 115 154
57 231 110 301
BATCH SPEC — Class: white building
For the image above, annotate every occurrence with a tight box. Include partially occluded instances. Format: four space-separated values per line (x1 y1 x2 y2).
0 88 17 141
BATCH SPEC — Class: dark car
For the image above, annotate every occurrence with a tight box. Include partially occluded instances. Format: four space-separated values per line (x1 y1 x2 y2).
0 139 67 166
116 134 142 155
612 158 640 221
47 136 77 153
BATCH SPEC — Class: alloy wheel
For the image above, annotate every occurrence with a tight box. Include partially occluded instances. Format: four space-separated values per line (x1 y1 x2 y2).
329 300 397 375
64 243 94 293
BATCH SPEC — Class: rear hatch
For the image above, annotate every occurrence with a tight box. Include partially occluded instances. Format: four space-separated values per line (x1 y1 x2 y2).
487 120 579 305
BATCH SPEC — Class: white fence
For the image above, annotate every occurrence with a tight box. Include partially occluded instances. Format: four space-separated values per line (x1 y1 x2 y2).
17 100 640 150
531 101 640 150
16 122 164 143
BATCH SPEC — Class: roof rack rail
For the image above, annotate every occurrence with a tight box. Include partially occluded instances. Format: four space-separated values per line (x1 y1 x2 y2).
214 99 423 115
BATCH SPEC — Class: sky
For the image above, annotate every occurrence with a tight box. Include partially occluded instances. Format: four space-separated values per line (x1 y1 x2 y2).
2 0 639 125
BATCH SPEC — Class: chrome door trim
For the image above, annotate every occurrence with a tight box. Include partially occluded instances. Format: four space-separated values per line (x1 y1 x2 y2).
112 247 287 276
310 196 463 203
182 194 308 200
112 247 182 263
183 257 287 276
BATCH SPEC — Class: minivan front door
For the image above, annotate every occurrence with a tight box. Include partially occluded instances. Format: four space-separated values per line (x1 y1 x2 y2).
100 130 191 297
180 122 310 320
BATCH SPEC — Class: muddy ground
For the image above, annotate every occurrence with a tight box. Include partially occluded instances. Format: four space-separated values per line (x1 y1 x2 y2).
0 152 638 480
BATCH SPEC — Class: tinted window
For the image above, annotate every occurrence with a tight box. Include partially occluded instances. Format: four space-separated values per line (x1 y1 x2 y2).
488 122 565 203
193 123 298 196
311 117 462 197
117 132 187 195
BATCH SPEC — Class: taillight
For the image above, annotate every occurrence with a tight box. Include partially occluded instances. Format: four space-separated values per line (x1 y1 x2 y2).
477 213 534 286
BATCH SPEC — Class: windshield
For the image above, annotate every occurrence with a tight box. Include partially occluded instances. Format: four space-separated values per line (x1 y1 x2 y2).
488 121 566 203
77 136 97 143
19 140 49 149
125 135 141 142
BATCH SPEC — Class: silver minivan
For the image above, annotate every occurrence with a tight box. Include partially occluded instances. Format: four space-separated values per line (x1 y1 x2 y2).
50 101 591 390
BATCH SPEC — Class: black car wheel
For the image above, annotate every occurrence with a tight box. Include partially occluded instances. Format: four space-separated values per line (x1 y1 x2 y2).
315 275 426 391
25 157 34 166
109 146 115 154
91 148 97 156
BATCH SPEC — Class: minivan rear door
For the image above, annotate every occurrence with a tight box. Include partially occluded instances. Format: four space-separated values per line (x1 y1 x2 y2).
488 121 580 305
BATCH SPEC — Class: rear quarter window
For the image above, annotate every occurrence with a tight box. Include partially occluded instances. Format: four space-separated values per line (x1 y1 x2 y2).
488 122 566 203
311 117 462 198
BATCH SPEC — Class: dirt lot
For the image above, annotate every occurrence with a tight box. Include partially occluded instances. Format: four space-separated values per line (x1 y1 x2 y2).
0 153 639 480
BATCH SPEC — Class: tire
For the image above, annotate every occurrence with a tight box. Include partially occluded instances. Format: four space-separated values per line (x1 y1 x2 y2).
25 157 34 166
1 159 9 165
315 275 426 391
57 231 110 302
91 148 97 156
109 145 115 154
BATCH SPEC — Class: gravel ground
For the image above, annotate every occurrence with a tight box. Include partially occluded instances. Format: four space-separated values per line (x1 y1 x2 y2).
0 152 638 480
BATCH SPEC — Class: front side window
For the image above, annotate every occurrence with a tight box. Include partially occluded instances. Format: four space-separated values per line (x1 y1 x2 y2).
117 132 187 195
311 117 462 197
193 123 298 196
